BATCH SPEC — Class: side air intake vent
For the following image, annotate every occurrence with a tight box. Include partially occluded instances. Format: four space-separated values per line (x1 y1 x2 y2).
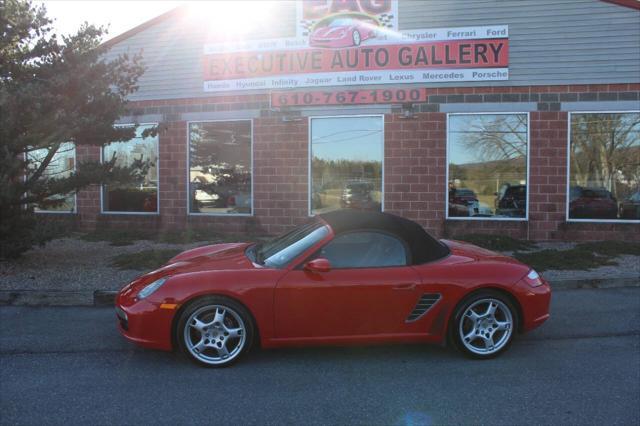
406 293 441 322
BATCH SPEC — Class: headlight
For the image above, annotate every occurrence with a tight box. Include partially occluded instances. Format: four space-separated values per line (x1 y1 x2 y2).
524 269 543 287
137 277 168 300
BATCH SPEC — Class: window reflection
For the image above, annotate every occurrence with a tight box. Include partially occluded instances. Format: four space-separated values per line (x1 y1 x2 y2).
569 112 640 221
310 116 383 214
189 121 252 215
27 142 76 212
448 114 528 219
102 124 158 213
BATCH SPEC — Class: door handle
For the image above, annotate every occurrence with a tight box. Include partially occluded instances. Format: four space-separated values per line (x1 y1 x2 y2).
392 283 416 290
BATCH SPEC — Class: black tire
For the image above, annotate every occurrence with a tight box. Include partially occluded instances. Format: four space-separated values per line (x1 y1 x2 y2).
449 290 518 359
176 296 254 368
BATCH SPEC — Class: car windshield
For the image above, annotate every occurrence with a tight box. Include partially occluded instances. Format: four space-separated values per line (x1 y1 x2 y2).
328 18 352 27
505 186 526 197
346 183 372 193
254 221 329 268
456 189 475 197
583 189 611 199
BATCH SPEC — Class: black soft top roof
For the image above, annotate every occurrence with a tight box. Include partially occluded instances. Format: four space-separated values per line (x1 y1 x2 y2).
318 210 450 264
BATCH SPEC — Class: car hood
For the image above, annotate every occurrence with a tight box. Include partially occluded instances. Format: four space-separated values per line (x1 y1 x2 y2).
165 242 255 272
441 239 523 265
119 243 255 298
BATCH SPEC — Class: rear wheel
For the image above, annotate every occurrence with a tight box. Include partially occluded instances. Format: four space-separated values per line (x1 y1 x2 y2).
451 290 517 359
176 296 254 367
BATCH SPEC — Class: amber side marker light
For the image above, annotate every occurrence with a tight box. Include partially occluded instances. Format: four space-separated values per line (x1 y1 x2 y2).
160 303 178 310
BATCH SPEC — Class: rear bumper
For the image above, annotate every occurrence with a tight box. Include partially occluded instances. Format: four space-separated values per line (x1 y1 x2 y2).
515 278 551 333
115 293 175 351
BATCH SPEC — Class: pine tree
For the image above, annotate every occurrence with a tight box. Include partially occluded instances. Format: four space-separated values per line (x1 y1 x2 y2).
0 0 153 258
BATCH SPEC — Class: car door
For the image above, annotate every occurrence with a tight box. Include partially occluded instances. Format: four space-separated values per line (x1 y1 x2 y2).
274 231 422 339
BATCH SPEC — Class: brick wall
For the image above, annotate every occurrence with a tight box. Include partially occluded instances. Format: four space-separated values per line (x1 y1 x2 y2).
57 83 639 241
384 112 446 237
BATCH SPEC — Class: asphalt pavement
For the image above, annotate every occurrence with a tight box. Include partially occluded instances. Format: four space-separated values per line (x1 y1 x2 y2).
1 287 639 425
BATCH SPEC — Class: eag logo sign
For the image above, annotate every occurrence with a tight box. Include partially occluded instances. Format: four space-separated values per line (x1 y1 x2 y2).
296 0 398 42
302 0 394 18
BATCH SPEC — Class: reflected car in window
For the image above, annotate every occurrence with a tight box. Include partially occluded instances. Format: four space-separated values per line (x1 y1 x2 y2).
226 192 251 213
448 188 479 217
569 186 618 219
495 184 526 218
115 210 551 368
340 181 380 210
619 191 640 220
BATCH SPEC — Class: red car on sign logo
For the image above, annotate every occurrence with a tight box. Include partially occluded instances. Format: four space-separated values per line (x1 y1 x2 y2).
310 13 379 48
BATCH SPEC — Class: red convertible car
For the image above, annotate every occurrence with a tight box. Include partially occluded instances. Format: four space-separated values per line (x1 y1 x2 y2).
116 210 550 367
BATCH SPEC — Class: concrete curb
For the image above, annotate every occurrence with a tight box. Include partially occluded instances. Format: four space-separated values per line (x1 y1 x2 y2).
1 276 638 307
0 290 94 307
551 277 639 290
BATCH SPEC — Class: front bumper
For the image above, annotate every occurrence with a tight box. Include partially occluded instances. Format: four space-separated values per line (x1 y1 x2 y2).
115 292 176 351
515 277 551 333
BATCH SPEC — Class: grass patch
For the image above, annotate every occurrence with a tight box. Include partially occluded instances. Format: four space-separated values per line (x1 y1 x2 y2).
111 249 183 271
457 234 537 252
576 241 640 257
80 229 155 246
514 247 618 272
80 228 265 246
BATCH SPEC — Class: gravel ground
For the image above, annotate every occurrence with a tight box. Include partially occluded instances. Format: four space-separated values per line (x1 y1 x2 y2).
0 238 638 293
502 242 639 282
0 238 202 292
541 254 639 282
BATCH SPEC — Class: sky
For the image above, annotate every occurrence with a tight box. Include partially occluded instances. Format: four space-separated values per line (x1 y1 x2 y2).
39 1 183 41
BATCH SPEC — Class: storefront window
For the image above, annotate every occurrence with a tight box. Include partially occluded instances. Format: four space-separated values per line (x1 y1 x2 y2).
188 121 252 215
568 112 640 221
447 113 528 219
27 142 76 212
102 124 158 213
310 116 383 215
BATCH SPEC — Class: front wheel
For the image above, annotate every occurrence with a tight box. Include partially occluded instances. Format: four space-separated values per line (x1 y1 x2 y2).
352 30 361 46
176 296 254 367
451 291 517 359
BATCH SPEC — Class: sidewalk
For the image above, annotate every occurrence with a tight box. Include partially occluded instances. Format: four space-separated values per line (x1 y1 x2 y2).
1 236 638 306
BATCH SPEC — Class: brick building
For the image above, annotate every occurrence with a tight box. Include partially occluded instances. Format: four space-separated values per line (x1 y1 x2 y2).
36 0 640 241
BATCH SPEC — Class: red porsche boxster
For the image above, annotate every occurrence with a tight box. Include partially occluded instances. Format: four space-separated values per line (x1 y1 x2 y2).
115 210 550 367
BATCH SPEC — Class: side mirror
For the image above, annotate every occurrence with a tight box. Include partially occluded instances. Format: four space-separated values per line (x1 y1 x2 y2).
304 257 331 273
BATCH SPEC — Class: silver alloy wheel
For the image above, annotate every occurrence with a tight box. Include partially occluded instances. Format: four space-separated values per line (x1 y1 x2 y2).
183 304 247 365
459 298 513 355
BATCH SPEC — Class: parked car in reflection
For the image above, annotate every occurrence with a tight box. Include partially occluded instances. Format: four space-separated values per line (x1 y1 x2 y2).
449 188 480 217
340 181 380 210
227 192 251 213
193 189 222 208
569 186 618 219
619 191 640 220
106 187 158 213
495 185 526 217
